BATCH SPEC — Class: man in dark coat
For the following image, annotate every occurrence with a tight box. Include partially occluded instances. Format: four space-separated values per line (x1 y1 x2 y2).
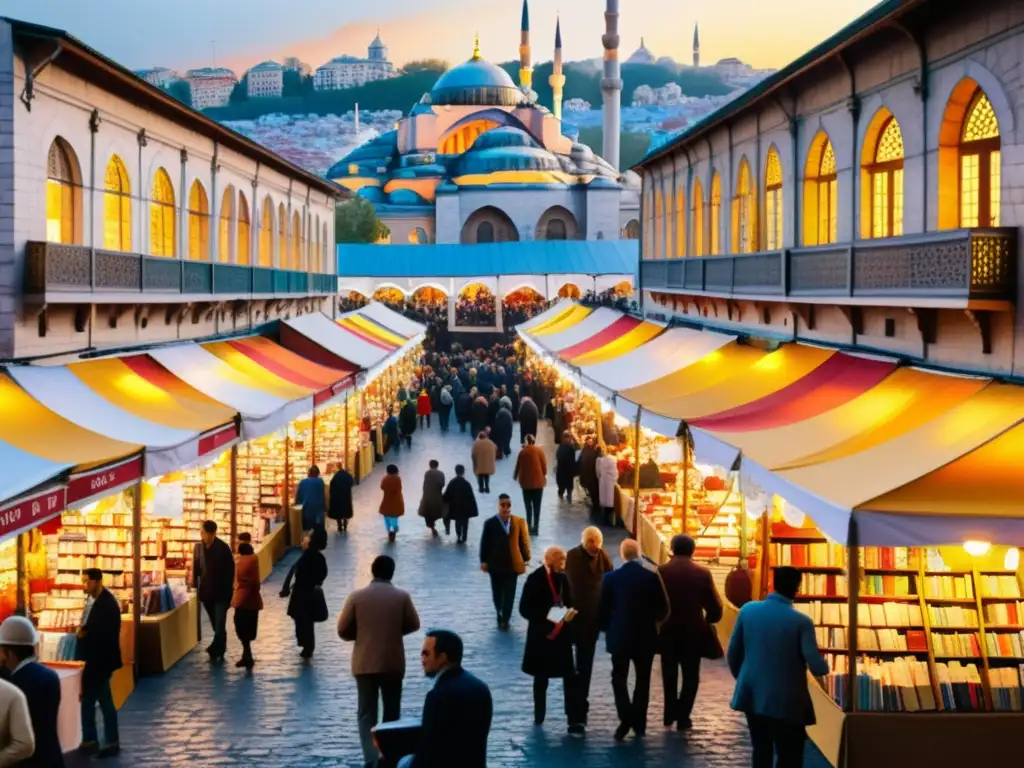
77 568 123 756
577 437 600 517
493 403 514 459
194 520 235 662
518 396 539 445
418 460 446 536
564 526 613 729
659 534 723 730
400 630 492 768
400 399 418 448
597 539 670 741
442 464 478 543
328 467 355 533
518 547 581 733
555 433 578 502
0 615 63 765
479 494 532 629
470 396 489 438
455 387 472 433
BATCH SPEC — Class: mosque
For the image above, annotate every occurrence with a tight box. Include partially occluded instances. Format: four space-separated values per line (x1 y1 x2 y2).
326 0 641 245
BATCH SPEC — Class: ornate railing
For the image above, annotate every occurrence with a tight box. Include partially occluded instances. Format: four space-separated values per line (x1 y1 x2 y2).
640 229 1016 303
24 243 337 299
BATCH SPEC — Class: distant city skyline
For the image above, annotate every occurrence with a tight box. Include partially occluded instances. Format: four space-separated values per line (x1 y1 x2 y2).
8 0 879 75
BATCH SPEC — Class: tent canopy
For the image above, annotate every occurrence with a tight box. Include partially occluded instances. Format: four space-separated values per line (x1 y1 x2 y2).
530 305 592 337
567 320 664 367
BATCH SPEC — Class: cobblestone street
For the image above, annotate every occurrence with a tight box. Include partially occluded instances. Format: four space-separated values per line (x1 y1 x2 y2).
75 424 830 768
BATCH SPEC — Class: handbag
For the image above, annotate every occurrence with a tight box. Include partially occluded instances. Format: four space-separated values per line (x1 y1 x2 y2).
310 585 329 623
700 621 724 660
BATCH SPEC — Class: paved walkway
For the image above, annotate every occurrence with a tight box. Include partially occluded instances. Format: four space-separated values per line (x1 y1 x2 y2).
79 423 830 767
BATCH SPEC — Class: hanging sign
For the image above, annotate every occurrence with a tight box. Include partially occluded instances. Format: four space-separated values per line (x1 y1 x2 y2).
150 480 184 520
67 456 144 505
0 486 66 542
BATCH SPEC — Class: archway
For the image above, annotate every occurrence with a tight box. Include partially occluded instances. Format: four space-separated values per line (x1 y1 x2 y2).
460 206 519 244
503 286 546 326
342 290 369 310
558 283 581 299
46 136 83 245
938 78 1001 229
803 131 837 246
535 206 579 241
623 219 640 240
860 108 904 239
372 286 406 309
411 285 448 308
456 282 497 327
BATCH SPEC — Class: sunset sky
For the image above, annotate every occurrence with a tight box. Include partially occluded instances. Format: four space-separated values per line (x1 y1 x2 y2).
9 0 880 74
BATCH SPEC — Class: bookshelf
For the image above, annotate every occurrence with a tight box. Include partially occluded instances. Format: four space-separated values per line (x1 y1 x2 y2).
763 521 1024 713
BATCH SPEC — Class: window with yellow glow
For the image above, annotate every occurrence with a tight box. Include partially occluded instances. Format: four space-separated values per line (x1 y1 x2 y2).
278 204 287 268
735 162 752 253
46 137 80 244
710 172 721 255
438 119 500 155
765 148 783 250
103 155 132 252
624 219 640 239
814 139 838 244
238 192 251 266
865 116 905 238
643 186 655 256
692 179 704 256
674 186 685 257
291 211 302 271
959 90 1001 227
259 197 273 267
149 168 176 257
218 187 234 263
188 180 209 260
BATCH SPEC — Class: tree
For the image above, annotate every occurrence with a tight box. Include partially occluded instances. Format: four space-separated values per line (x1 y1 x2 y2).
166 79 193 107
401 58 449 75
229 76 247 104
335 197 390 244
282 70 313 98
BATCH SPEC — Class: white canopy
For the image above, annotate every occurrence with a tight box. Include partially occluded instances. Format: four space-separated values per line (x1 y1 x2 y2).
148 344 312 440
283 313 392 369
515 298 575 333
8 365 209 478
537 307 623 353
357 301 427 339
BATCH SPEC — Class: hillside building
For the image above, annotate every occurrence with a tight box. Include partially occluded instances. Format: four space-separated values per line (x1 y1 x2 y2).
314 33 396 91
247 60 284 98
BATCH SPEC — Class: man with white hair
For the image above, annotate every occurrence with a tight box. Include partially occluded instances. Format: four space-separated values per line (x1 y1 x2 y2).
564 526 613 731
597 538 670 741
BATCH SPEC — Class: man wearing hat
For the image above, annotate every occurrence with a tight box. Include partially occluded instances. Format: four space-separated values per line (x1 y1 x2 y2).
0 615 61 766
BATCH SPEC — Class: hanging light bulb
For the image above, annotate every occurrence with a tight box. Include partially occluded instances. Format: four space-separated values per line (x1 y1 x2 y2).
1004 547 1020 571
963 540 991 557
781 500 806 528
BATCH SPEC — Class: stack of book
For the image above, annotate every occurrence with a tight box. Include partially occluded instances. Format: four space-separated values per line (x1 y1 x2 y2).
821 654 935 711
934 661 986 710
989 666 1024 711
985 601 1024 626
924 574 975 599
983 630 1024 659
931 632 981 658
929 605 980 627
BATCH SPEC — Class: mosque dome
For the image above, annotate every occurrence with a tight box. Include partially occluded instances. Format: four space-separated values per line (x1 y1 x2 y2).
429 37 522 107
455 142 562 177
470 126 540 151
327 130 397 178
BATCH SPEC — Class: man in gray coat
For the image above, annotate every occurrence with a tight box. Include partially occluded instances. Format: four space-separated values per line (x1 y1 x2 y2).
338 555 421 768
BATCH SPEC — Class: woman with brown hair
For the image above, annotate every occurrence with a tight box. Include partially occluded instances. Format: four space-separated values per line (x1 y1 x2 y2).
231 541 262 669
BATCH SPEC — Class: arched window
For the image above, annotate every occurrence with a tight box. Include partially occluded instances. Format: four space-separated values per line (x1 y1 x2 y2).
188 180 210 260
291 211 302 270
674 186 685 257
960 90 1000 227
103 155 132 252
710 172 722 255
46 137 81 244
149 168 176 257
624 219 639 240
477 221 495 243
259 196 273 266
653 189 663 257
867 116 904 238
218 186 234 263
765 148 783 249
733 161 753 253
238 192 251 266
803 133 837 245
408 226 428 244
278 204 287 268
691 179 704 256
546 219 567 240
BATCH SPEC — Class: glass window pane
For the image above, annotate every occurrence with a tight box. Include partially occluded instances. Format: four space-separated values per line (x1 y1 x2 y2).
990 150 1001 227
829 179 838 243
872 171 888 238
960 154 979 228
893 169 904 236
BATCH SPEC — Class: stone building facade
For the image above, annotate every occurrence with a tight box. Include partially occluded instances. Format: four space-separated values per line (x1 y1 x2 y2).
637 0 1024 377
1 18 339 359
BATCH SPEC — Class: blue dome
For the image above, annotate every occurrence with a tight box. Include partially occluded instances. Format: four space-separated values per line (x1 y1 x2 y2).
357 187 384 203
456 145 562 176
430 57 521 107
387 189 428 205
326 130 397 178
471 127 540 151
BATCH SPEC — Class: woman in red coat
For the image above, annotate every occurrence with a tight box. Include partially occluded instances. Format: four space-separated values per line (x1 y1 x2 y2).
231 542 263 669
417 388 432 429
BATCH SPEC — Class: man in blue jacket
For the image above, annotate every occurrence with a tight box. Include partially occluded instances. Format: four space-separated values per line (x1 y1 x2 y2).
727 565 829 768
596 538 670 741
0 616 61 766
400 629 492 767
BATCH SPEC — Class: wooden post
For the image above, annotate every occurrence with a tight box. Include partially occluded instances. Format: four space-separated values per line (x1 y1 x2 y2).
15 534 25 615
737 470 748 562
311 408 318 469
131 480 143 679
847 517 861 713
681 435 691 537
344 396 351 475
283 431 291 513
631 404 642 539
229 444 238 552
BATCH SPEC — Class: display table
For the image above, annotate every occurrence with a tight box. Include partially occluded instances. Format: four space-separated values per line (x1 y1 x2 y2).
257 523 288 582
355 444 374 482
138 595 199 675
48 663 82 752
288 504 304 547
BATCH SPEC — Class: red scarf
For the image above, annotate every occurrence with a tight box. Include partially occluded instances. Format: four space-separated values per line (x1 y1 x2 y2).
546 569 565 641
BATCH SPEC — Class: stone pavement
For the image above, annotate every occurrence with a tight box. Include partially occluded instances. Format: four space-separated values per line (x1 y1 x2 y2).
72 423 830 768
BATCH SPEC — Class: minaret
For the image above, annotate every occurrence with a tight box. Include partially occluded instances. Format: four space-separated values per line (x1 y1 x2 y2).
692 23 700 67
601 0 621 170
519 0 533 90
549 16 565 121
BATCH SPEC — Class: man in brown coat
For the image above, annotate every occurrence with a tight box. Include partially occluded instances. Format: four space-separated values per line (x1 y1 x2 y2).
513 434 548 535
658 534 723 730
479 494 531 630
338 555 421 767
471 431 498 494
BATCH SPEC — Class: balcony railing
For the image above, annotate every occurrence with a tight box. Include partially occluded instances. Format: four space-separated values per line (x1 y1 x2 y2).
24 243 337 299
640 228 1016 304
